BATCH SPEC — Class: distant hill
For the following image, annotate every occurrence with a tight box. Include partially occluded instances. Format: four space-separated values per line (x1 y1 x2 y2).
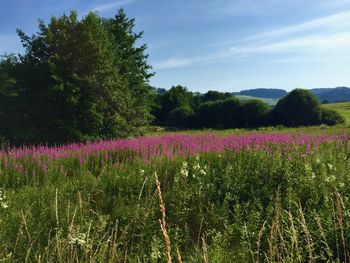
309 87 350 103
235 87 350 104
238 88 287 99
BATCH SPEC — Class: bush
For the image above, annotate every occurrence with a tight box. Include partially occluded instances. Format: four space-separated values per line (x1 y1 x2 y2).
166 106 194 128
241 99 270 127
271 89 321 127
217 98 243 128
318 108 345 125
195 101 221 128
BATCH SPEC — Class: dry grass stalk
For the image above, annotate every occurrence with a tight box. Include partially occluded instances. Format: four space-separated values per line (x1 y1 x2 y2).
314 212 332 258
335 192 347 262
176 247 183 263
287 211 301 262
298 203 314 263
202 237 209 263
155 172 172 263
257 221 266 263
268 189 281 261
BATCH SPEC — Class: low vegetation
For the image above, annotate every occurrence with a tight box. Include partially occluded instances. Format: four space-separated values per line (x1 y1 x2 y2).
323 102 350 124
0 131 350 262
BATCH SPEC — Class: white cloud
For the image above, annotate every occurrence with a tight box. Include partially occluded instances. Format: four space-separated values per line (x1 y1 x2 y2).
249 10 350 42
92 0 134 13
154 9 350 69
153 57 193 70
231 32 350 56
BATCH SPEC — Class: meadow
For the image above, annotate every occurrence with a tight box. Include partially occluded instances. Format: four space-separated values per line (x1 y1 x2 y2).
323 102 350 124
0 128 349 262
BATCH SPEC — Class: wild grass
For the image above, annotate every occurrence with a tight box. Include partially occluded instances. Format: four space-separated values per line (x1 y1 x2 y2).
0 132 349 262
323 102 350 124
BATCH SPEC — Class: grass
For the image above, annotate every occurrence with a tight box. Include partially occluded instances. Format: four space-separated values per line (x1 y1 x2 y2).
323 101 350 124
146 124 349 137
0 130 350 261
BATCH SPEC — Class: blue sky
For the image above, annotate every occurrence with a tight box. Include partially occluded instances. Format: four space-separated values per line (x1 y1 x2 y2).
1 0 350 92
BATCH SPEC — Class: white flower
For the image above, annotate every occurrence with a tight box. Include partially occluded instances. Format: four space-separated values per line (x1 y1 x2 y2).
193 163 201 171
327 163 333 170
180 168 188 178
199 169 206 176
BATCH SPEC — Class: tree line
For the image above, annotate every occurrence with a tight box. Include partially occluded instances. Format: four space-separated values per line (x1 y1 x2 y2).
0 10 345 146
152 86 344 129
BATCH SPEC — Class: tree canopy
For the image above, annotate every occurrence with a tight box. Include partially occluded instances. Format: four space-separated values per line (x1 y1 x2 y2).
0 10 153 145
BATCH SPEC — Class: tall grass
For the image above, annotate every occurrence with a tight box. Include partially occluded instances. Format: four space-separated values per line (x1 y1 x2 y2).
0 132 349 262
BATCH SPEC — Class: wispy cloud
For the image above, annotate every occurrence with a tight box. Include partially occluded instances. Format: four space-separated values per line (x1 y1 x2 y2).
92 0 134 13
154 57 194 70
249 10 350 42
231 32 350 56
230 10 350 57
154 9 350 70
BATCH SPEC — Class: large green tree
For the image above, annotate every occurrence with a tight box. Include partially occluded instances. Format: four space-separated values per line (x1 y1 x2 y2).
271 89 344 127
0 10 153 145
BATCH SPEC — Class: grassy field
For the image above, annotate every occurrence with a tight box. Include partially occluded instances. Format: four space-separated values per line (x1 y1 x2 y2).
0 128 350 262
323 101 350 124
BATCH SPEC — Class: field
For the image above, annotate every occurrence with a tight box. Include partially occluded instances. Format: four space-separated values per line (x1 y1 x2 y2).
0 128 350 262
323 102 350 124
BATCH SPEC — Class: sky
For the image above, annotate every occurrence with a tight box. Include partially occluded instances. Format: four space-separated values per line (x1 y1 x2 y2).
1 0 350 92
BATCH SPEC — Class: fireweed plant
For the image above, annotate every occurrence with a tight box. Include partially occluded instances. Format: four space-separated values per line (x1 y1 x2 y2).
0 132 350 262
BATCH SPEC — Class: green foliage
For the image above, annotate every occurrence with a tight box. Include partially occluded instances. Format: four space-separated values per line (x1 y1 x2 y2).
318 108 345 126
153 88 344 129
242 99 270 127
202 90 232 102
153 85 192 125
166 106 194 128
323 101 350 124
271 89 321 126
0 137 350 261
0 10 153 145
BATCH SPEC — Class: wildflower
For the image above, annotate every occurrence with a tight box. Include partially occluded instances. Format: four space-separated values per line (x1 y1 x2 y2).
140 169 145 176
180 168 188 178
327 163 334 171
199 169 206 176
193 162 201 171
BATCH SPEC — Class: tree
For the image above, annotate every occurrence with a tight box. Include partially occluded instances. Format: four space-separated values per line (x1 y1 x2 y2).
0 10 153 145
217 98 243 128
153 85 191 125
271 89 343 127
166 105 194 128
202 90 232 102
271 89 321 127
242 99 270 127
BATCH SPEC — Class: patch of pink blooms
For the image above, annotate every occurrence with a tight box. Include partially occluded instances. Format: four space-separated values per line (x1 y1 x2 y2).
2 132 349 161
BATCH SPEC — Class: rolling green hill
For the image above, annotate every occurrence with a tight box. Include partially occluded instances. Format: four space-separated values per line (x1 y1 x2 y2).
323 102 350 124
